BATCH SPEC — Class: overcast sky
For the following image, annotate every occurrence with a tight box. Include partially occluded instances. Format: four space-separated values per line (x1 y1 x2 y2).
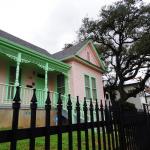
0 0 149 54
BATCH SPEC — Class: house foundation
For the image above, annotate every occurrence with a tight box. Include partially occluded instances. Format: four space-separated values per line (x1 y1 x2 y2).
0 108 57 128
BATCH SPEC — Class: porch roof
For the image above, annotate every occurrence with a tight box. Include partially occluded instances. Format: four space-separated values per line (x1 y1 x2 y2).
0 30 70 74
0 30 52 58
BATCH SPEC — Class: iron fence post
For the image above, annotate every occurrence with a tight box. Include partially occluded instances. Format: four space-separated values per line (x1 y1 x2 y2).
10 86 21 150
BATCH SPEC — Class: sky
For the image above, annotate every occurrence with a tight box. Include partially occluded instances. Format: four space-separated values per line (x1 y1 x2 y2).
0 0 149 54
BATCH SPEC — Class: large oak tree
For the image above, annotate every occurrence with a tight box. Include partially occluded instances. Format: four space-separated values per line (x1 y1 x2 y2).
78 0 150 104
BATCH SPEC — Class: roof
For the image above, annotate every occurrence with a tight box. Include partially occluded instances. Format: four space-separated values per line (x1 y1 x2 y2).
0 30 52 58
52 40 89 60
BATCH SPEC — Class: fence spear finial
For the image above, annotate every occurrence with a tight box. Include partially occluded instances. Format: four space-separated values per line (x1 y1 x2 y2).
100 99 103 108
31 89 37 103
90 98 93 111
46 91 51 105
57 93 62 105
76 96 80 110
95 99 99 110
77 96 79 105
67 94 72 110
83 97 87 107
45 91 51 111
13 86 21 103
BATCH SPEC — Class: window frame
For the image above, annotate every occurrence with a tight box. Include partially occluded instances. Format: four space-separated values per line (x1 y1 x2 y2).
84 75 91 99
84 74 97 100
91 77 97 100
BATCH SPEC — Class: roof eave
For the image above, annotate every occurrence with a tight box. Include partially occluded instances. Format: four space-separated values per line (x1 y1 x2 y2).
61 55 105 73
0 37 71 72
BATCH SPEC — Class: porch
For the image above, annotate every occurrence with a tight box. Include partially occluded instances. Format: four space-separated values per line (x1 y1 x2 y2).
0 52 81 123
0 83 95 123
0 39 71 108
0 63 69 109
0 83 67 108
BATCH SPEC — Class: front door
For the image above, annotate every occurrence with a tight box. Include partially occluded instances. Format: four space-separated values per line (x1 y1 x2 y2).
36 73 45 106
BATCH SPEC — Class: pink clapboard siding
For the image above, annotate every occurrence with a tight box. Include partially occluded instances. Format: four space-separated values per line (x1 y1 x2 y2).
67 60 104 101
65 43 104 102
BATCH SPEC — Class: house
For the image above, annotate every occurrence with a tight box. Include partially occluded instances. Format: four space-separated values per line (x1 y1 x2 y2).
0 30 105 127
52 39 105 102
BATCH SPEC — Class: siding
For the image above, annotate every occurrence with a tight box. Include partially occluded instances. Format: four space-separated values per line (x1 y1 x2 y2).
67 60 104 102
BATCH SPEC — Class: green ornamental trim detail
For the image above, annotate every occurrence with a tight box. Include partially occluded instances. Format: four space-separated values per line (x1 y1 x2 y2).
60 39 106 72
0 45 18 61
6 54 16 61
21 54 46 69
0 37 70 74
88 40 106 71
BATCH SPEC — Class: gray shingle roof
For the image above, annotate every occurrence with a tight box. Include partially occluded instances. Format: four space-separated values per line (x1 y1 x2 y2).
0 30 52 57
52 40 89 60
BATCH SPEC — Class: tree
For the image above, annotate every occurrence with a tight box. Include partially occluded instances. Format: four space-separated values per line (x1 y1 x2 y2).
63 43 74 50
78 0 150 104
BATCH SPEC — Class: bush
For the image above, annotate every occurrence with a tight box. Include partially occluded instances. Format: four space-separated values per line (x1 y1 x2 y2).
114 101 137 112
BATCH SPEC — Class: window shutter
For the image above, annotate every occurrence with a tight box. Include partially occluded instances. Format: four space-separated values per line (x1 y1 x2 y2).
57 74 65 94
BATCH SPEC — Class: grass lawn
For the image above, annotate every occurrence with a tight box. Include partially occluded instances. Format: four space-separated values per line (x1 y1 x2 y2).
0 131 106 150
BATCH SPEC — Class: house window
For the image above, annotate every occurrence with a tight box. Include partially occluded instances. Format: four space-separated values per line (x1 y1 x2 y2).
57 74 65 95
84 75 97 100
84 75 91 99
91 77 97 100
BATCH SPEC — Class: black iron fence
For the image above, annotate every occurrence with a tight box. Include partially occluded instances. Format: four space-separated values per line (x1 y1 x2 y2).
0 86 150 150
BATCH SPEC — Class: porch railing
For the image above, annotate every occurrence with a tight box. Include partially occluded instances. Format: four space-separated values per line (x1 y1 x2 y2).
0 83 98 123
0 83 65 108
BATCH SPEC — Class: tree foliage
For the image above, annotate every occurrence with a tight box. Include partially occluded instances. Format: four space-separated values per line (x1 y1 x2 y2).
63 43 74 50
78 0 150 103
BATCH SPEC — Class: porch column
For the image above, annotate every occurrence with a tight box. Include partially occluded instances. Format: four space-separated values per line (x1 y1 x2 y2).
15 53 21 86
45 63 48 99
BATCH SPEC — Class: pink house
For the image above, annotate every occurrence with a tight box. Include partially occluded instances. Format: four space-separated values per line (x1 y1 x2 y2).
0 30 105 127
53 40 105 102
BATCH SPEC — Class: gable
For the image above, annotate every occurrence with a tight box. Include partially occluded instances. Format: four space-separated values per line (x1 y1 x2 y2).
52 39 106 72
77 43 101 67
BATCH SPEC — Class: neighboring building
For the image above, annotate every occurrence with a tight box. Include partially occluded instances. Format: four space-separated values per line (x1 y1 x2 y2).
104 77 150 111
0 30 105 127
